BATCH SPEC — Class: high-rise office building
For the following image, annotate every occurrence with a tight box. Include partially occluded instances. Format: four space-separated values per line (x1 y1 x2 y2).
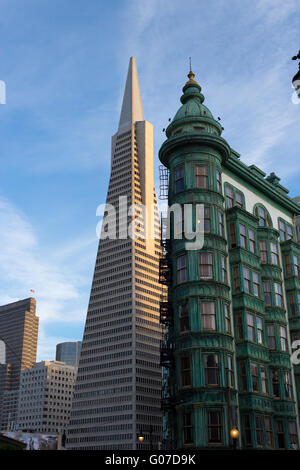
56 341 82 367
159 69 300 449
17 361 76 434
0 297 39 430
67 57 165 450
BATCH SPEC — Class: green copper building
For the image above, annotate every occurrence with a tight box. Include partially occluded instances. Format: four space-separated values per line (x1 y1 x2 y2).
158 69 300 450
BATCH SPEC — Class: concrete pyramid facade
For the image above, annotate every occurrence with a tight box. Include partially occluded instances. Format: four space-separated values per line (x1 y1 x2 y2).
67 58 164 450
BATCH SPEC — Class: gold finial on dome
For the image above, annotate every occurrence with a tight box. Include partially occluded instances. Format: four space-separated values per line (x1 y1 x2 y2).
186 57 198 85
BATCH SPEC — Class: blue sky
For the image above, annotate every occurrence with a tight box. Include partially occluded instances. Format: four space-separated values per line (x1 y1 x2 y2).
0 0 299 360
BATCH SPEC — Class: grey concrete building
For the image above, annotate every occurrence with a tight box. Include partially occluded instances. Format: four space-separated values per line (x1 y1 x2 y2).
17 361 76 434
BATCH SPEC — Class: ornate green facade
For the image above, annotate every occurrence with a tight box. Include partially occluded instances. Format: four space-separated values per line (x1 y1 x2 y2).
158 70 300 450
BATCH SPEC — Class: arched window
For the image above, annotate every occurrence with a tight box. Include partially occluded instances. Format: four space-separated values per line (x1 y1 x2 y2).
254 204 272 228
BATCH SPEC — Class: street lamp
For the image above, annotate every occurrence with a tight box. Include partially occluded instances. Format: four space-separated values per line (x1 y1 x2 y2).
137 425 154 449
230 428 239 449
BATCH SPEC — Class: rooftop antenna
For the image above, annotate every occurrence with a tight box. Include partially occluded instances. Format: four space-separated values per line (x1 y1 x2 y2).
189 57 192 72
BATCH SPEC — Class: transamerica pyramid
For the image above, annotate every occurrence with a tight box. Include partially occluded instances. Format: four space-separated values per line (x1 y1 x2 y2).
66 57 165 450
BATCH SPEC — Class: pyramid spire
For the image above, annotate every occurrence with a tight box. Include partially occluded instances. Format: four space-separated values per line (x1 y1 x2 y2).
118 56 144 129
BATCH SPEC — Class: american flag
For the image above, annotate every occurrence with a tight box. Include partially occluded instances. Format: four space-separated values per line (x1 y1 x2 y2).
30 289 35 294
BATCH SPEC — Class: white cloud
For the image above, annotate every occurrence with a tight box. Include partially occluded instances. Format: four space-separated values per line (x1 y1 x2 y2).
0 196 95 358
256 0 299 24
117 1 300 184
0 197 79 303
36 326 76 362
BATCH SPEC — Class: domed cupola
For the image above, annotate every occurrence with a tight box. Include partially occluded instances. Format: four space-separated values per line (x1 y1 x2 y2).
166 69 222 138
